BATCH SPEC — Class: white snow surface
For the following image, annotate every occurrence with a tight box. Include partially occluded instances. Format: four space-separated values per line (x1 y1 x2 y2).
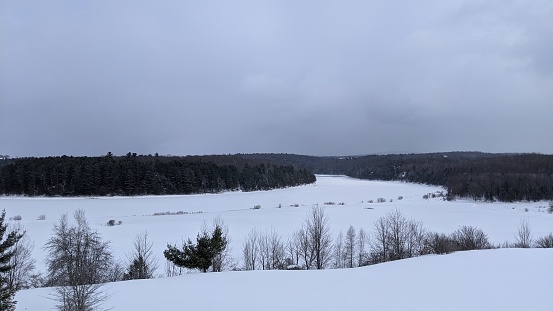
15 248 553 311
3 175 552 310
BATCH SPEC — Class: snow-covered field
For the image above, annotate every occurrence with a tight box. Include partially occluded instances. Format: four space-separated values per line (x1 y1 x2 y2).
3 175 553 310
15 248 553 311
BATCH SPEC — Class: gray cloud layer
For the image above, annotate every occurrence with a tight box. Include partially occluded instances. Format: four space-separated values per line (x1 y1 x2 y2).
1 0 552 157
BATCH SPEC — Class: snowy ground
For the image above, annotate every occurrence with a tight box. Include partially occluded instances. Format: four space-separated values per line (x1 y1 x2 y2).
15 249 553 311
4 175 553 310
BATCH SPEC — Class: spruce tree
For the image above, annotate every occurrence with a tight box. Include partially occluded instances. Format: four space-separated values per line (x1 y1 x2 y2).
0 210 23 311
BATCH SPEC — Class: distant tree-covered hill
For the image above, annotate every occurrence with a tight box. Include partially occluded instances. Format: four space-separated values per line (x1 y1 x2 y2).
241 152 553 202
1 152 551 201
0 153 316 196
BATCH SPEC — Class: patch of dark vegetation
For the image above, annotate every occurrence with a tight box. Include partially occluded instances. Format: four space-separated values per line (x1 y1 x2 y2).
0 152 315 197
242 152 553 202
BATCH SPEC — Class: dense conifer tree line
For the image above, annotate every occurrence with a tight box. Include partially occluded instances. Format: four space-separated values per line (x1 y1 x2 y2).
241 152 553 202
0 153 315 196
343 153 553 202
1 152 551 201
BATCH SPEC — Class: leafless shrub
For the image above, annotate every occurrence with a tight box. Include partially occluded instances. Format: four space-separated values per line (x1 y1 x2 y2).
376 198 386 203
535 233 553 248
165 259 186 277
10 215 22 221
37 215 46 221
424 232 454 254
153 211 202 216
450 225 491 251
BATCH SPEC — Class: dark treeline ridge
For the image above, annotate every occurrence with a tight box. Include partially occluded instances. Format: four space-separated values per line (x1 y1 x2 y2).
242 152 553 202
0 153 316 196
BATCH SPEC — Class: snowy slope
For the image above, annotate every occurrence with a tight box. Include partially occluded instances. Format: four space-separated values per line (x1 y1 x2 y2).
15 248 553 311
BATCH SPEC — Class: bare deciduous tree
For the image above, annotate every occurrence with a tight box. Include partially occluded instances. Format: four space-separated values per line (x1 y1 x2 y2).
6 223 38 290
344 225 356 268
44 210 114 311
258 230 270 270
386 210 409 261
256 228 285 270
242 228 259 271
514 219 533 248
285 232 301 268
295 225 314 270
370 210 427 264
406 220 426 258
305 206 332 270
370 215 390 264
333 231 345 269
357 227 368 266
267 229 285 270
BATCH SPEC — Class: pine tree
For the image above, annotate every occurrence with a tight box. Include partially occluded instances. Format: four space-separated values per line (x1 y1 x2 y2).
164 224 227 273
0 210 24 311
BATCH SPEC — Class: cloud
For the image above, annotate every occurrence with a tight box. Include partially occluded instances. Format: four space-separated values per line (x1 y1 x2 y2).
1 0 552 157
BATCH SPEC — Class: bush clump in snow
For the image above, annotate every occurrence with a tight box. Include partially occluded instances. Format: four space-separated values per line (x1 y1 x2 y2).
450 226 492 251
535 233 553 248
107 219 122 226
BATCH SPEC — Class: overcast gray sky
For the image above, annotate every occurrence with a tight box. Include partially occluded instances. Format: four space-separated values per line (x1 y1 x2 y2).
1 0 552 157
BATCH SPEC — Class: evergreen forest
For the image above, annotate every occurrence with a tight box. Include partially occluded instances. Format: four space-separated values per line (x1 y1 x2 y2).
1 152 552 202
0 153 316 196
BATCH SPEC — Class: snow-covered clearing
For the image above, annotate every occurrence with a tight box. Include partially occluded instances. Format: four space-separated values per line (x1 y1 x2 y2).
3 175 552 310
